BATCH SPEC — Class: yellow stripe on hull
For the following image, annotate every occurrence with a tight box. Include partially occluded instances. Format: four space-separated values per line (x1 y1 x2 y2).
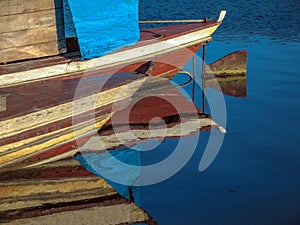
0 114 111 168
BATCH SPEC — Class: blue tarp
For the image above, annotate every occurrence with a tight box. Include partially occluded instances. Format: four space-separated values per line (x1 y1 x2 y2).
65 0 140 59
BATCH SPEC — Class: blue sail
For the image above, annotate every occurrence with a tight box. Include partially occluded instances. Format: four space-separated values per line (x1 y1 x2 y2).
65 0 140 59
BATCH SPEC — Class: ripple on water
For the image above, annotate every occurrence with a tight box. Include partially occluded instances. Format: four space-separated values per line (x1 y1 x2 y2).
139 0 300 43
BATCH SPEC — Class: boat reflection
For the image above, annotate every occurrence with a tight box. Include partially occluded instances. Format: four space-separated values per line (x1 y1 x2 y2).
75 48 247 202
0 159 157 224
204 50 248 98
91 76 221 152
0 72 213 225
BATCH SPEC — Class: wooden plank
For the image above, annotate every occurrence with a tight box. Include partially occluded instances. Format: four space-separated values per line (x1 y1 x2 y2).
1 201 150 225
0 178 112 199
0 92 9 112
0 25 65 49
0 9 64 34
0 159 125 224
0 40 66 63
0 6 65 62
0 159 93 180
0 0 63 16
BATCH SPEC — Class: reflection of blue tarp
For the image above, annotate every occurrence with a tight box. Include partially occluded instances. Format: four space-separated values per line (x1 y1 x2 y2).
65 0 140 59
75 147 141 205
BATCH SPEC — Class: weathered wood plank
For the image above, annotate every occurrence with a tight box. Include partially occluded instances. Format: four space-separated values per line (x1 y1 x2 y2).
0 25 64 49
0 9 64 34
0 40 66 63
0 178 113 199
0 1 65 63
0 200 150 225
0 0 63 16
0 92 9 112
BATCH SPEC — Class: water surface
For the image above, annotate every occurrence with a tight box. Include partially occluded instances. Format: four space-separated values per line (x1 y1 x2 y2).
135 1 300 224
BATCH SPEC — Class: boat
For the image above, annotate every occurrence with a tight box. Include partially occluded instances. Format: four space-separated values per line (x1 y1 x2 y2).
0 49 248 170
0 0 227 169
12 76 225 168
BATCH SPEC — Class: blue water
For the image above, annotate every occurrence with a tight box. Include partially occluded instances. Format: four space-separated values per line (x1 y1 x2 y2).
139 0 300 42
136 1 300 225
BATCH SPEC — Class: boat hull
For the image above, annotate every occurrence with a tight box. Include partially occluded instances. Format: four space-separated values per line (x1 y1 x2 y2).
0 21 221 168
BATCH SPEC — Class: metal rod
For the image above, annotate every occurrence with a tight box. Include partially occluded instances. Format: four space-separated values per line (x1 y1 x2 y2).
139 19 205 24
192 55 196 102
201 44 206 113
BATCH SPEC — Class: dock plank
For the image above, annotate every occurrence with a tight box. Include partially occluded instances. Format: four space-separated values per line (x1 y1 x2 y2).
0 0 63 16
0 40 66 63
0 4 65 63
0 25 64 50
0 9 64 33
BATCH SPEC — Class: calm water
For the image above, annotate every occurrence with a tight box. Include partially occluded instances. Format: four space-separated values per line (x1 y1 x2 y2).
135 1 300 225
72 1 300 224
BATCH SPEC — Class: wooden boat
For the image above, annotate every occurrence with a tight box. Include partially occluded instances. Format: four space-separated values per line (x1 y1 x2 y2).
0 49 248 170
0 48 248 170
0 1 226 169
15 76 224 168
